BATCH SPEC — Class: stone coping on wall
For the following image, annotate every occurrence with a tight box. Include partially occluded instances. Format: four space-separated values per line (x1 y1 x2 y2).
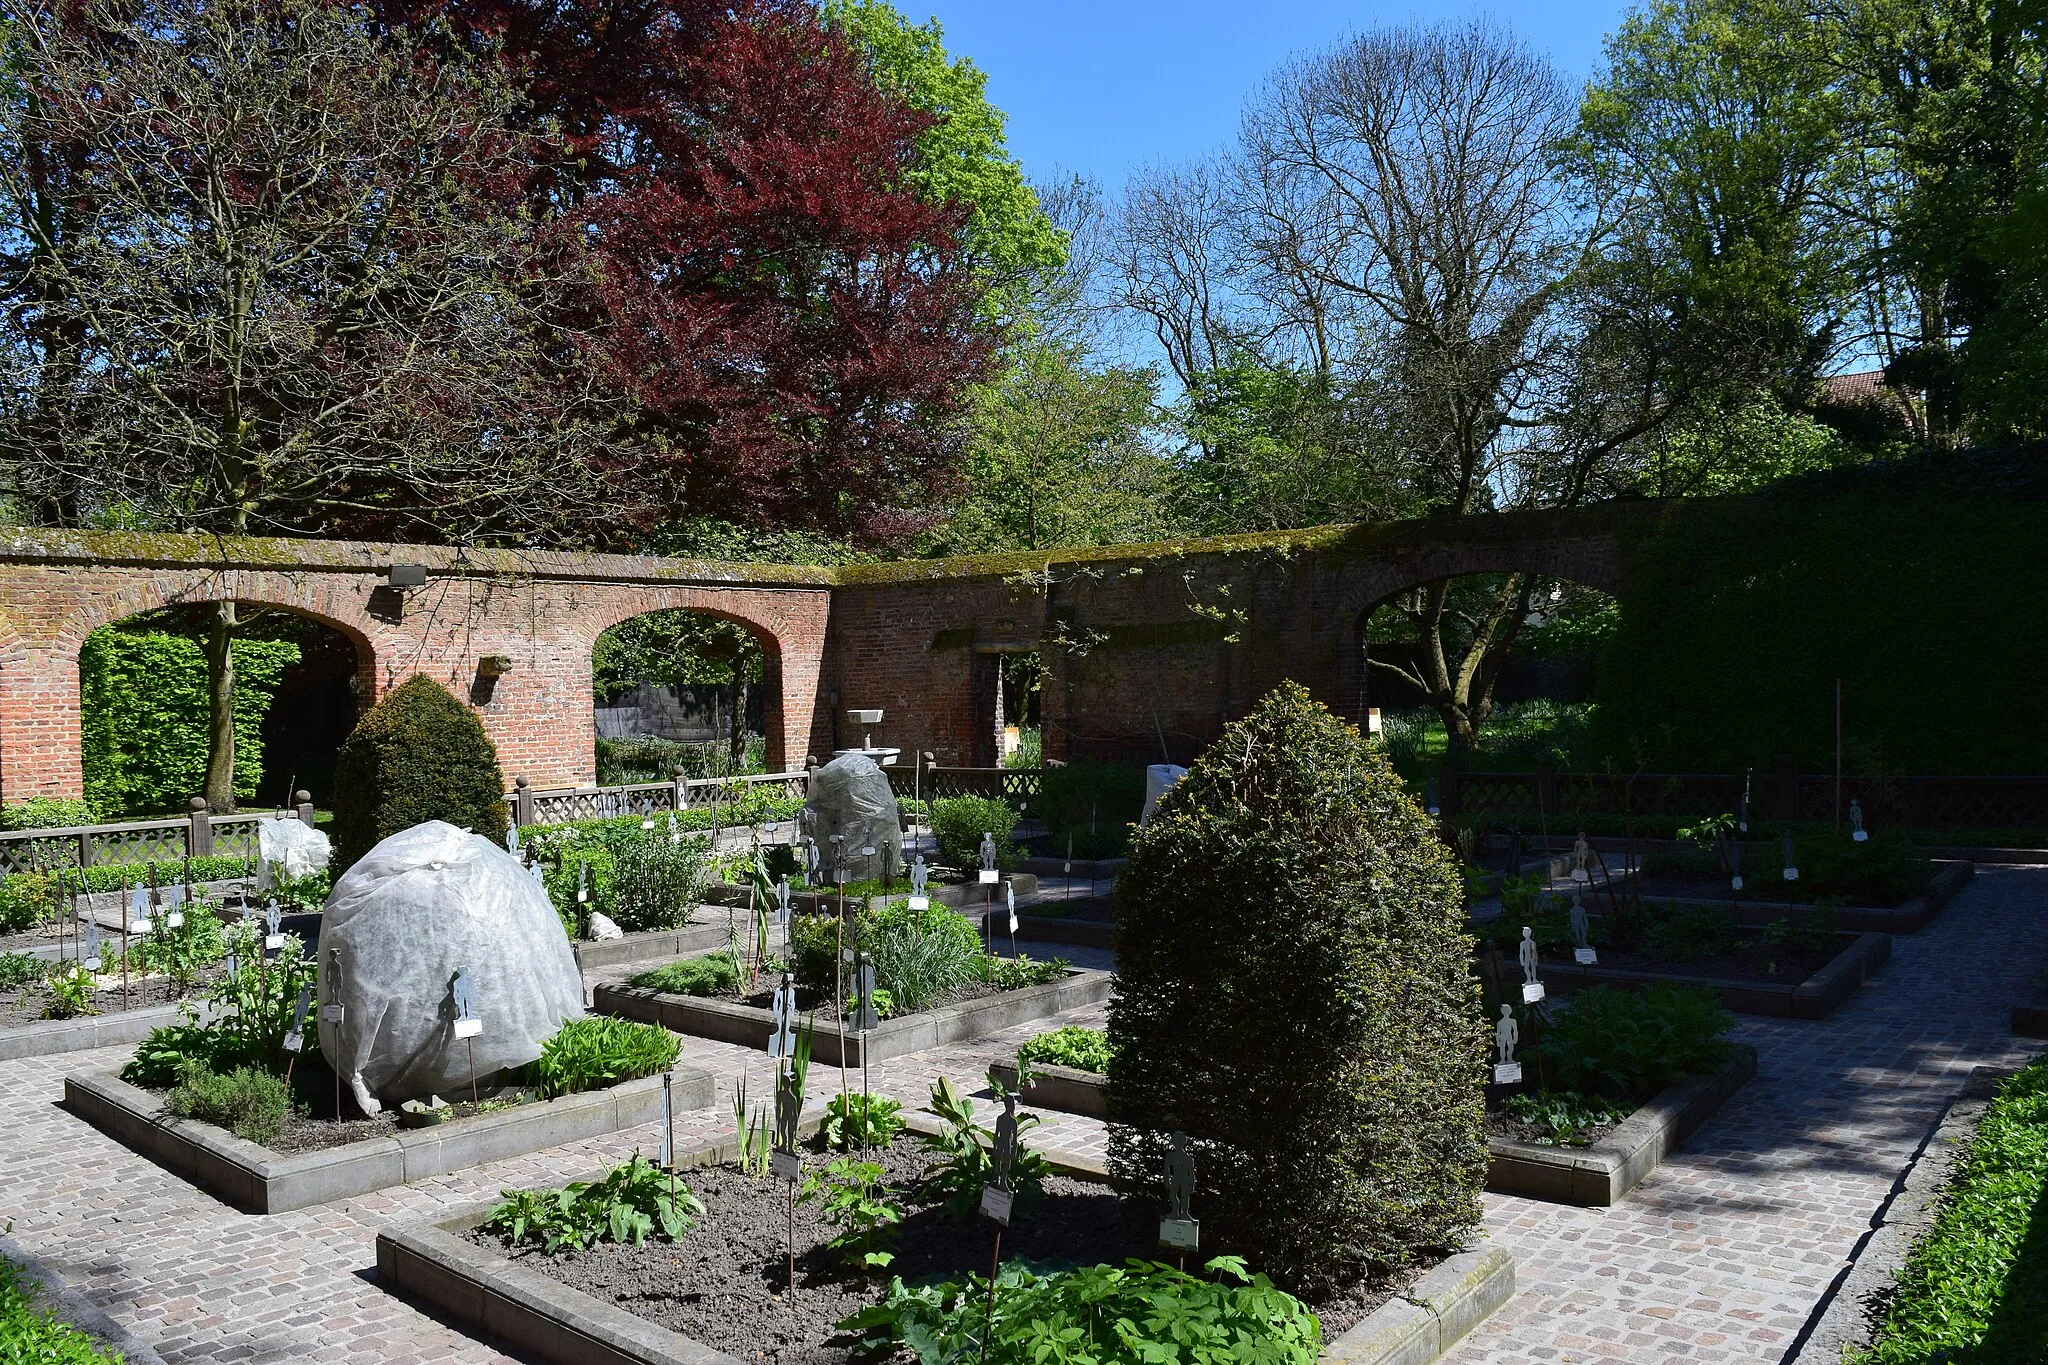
987 1060 1109 1120
593 969 1112 1068
1484 1045 1757 1205
572 922 748 974
377 1120 1514 1365
64 1064 716 1214
1532 931 1890 1020
0 1000 189 1062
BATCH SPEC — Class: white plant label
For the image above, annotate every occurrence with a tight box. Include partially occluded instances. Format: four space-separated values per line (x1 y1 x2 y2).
907 896 929 910
1493 1062 1523 1085
1575 948 1599 965
128 918 151 936
265 933 285 950
979 1185 1013 1225
979 870 1000 885
320 1003 345 1023
772 1149 802 1184
1158 1218 1200 1252
453 1017 483 1040
165 913 184 930
283 1029 303 1054
1521 982 1546 1003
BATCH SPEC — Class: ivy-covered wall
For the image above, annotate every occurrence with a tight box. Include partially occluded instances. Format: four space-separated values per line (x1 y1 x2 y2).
1592 457 2048 775
79 631 300 815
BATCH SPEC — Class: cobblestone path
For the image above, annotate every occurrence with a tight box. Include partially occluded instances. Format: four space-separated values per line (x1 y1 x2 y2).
0 870 2037 1363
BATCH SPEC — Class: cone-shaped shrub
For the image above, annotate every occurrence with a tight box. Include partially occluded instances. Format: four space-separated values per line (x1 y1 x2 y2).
331 675 508 871
1107 681 1485 1294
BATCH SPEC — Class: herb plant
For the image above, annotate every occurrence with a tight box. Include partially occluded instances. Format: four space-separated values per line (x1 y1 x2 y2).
839 1256 1322 1365
1537 985 1734 1103
917 1076 1046 1220
978 953 1068 990
0 952 44 990
123 1022 248 1088
609 834 710 932
482 1154 704 1253
928 795 1020 871
823 1091 905 1150
522 1017 679 1099
164 1059 290 1144
1503 1091 1629 1146
42 965 96 1020
632 954 740 997
803 1157 901 1271
1016 1025 1112 1077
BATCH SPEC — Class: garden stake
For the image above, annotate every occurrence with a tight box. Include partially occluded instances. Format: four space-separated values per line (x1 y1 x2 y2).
835 871 850 1104
980 1226 1003 1364
120 892 129 1011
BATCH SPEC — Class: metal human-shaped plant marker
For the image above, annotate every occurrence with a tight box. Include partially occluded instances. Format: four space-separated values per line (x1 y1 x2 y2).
768 972 799 1061
82 917 102 973
979 832 998 874
506 823 521 857
773 1055 804 1290
162 882 185 930
283 984 312 1086
908 852 929 907
1782 831 1800 881
641 797 655 831
127 884 152 936
1159 1130 1199 1259
1571 830 1591 884
1569 891 1595 963
978 1088 1023 1351
1493 1004 1521 1085
264 901 284 951
322 946 347 1118
1739 770 1752 833
450 965 482 1104
1726 831 1745 891
667 810 681 845
850 953 880 1036
1425 778 1441 818
774 876 791 928
1005 880 1019 956
1851 799 1868 842
1518 926 1544 1002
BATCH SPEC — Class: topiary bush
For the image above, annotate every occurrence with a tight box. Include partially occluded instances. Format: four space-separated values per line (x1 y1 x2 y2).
330 675 507 871
0 799 99 831
929 795 1020 870
1107 682 1485 1295
609 834 710 931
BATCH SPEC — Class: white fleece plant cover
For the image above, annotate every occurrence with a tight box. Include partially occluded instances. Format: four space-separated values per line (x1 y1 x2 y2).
258 818 331 879
316 820 583 1110
804 752 903 880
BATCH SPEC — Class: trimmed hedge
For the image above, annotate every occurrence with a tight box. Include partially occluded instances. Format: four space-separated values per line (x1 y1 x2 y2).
80 630 298 816
1108 682 1485 1294
1594 487 2048 774
929 795 1019 871
330 675 507 870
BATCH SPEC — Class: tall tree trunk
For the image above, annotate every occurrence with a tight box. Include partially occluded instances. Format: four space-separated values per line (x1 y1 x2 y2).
730 672 750 771
204 600 238 813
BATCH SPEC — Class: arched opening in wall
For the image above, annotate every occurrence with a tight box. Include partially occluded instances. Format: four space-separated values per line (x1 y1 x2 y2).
1357 572 1616 783
79 603 364 818
593 609 773 783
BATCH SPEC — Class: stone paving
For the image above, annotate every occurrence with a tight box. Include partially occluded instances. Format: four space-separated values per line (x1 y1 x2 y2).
0 869 2039 1364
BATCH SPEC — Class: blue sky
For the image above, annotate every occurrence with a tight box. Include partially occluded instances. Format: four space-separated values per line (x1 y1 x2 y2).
907 1 1632 189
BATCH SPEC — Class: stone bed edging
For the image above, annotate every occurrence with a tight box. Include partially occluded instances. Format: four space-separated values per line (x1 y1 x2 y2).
377 1122 1514 1365
572 921 745 973
991 1047 1758 1207
592 968 1113 1068
703 874 1039 917
0 999 187 1062
64 1063 717 1214
1637 859 1974 935
1534 931 1891 1019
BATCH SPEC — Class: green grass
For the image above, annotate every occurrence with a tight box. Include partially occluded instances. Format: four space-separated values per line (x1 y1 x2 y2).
0 1258 126 1364
1859 1057 2048 1363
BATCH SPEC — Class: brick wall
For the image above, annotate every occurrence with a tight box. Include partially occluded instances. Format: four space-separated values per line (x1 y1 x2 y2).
0 508 1633 805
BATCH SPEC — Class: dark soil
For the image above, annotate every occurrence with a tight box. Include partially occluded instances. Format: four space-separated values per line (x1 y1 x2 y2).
1630 872 1913 908
1484 1104 1626 1148
735 981 1007 1023
474 1139 1407 1364
142 1060 541 1154
0 961 229 1029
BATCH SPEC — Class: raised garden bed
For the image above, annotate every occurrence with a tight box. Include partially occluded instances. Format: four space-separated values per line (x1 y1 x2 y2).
1598 859 1973 934
65 1062 716 1213
594 968 1111 1068
377 1122 1513 1365
1484 1045 1756 1205
703 873 1038 917
1500 930 1888 1019
989 1059 1109 1119
571 920 747 973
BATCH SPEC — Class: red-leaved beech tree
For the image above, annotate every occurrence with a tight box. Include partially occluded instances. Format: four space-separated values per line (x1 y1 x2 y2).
395 0 998 545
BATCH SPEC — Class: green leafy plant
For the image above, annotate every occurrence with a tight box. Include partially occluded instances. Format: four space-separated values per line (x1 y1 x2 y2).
1676 812 1736 845
206 921 316 1071
481 1154 704 1253
1035 760 1146 859
43 965 97 1020
793 899 988 1013
928 795 1020 871
822 1091 905 1150
1502 1091 1629 1147
1640 901 1741 961
543 844 617 939
631 954 740 997
0 871 59 934
522 1016 679 1099
126 907 226 993
609 833 710 932
1859 1056 2048 1362
0 1257 127 1365
917 1075 1046 1221
1109 682 1485 1293
0 952 44 990
978 952 1067 991
1016 1025 1112 1078
1536 985 1735 1103
803 1157 902 1271
329 674 507 872
732 1074 774 1177
271 869 331 911
122 1021 249 1088
164 1058 290 1144
0 798 100 830
839 1255 1322 1365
